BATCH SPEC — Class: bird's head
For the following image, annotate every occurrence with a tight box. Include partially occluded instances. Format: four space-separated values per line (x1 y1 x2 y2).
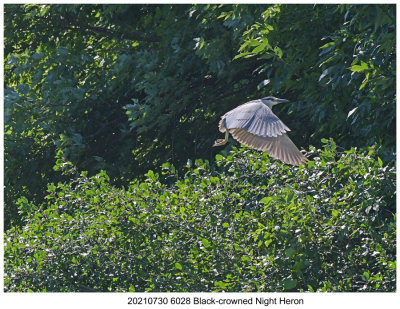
261 96 289 109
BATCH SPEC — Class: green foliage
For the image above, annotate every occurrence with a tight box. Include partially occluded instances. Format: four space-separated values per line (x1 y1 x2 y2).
4 4 395 229
235 4 395 154
5 143 395 292
317 5 395 152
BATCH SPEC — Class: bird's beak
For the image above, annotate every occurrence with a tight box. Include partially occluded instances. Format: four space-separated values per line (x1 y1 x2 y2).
276 98 289 104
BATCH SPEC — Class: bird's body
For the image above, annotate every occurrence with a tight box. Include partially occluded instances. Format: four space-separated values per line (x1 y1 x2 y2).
214 97 308 166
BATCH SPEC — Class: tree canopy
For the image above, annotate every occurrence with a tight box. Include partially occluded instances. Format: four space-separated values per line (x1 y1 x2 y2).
4 4 395 227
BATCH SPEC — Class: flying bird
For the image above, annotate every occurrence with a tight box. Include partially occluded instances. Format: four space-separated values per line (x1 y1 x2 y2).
213 96 308 166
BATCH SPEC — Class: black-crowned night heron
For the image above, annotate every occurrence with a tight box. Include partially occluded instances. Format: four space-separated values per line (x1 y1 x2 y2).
213 96 308 166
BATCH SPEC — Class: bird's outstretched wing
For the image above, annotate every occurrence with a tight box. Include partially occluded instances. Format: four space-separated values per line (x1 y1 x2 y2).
220 101 290 137
230 128 308 166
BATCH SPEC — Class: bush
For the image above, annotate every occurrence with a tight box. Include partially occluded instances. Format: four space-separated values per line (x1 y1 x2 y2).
4 140 395 292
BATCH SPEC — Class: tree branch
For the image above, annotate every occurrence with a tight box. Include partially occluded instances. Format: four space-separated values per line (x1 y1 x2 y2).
67 20 161 43
48 16 161 43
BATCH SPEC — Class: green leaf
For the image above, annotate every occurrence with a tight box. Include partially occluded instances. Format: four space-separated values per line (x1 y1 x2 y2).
285 248 296 258
264 239 273 248
362 271 370 280
260 197 273 206
320 42 335 49
175 263 183 270
281 278 297 290
233 52 253 59
241 255 251 262
201 238 211 248
359 80 368 90
274 46 283 58
285 190 295 203
215 154 224 161
251 39 270 54
350 61 368 72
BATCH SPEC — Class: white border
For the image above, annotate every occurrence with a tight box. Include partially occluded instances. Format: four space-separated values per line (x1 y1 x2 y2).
1 1 399 308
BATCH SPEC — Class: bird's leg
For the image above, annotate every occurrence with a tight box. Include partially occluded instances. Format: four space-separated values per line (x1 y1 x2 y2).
213 130 229 147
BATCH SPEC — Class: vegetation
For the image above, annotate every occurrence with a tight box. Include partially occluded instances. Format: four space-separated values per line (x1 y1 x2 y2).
4 142 396 292
4 4 396 292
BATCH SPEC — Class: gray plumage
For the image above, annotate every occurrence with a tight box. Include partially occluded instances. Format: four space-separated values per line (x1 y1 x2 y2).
214 97 308 166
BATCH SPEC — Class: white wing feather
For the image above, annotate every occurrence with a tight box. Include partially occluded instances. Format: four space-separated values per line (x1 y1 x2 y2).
220 101 290 137
230 128 308 166
217 99 308 166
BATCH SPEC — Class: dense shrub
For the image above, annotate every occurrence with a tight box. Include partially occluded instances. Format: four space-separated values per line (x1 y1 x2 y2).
4 141 395 292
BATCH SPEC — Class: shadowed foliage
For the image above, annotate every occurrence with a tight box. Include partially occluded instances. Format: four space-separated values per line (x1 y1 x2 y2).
4 4 395 228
